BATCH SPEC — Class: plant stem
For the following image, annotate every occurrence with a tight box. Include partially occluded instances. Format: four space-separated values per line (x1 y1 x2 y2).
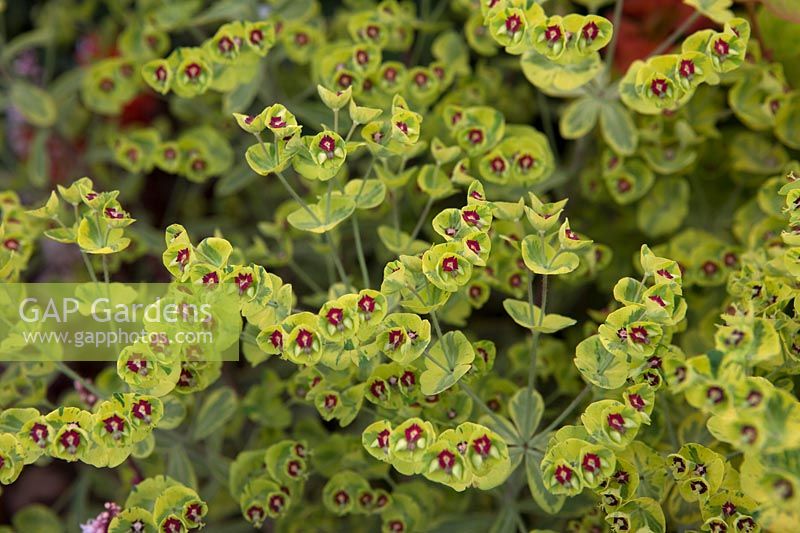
603 0 626 78
429 309 444 340
460 382 510 432
408 196 435 242
254 133 351 288
538 385 590 436
68 207 99 284
648 11 701 57
288 259 325 293
101 255 110 284
352 216 370 288
55 362 104 400
424 309 508 429
537 91 558 165
527 274 548 392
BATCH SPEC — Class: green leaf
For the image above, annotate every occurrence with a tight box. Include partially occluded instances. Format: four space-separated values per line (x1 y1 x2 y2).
599 101 638 156
420 331 475 395
525 451 566 514
636 177 690 237
521 236 580 275
502 298 575 333
286 195 356 233
345 179 386 209
245 142 289 176
377 226 429 255
12 505 63 533
10 81 57 128
77 218 131 254
560 97 600 139
574 334 629 389
27 129 50 187
509 388 544 443
683 0 734 23
166 445 198 490
192 386 238 440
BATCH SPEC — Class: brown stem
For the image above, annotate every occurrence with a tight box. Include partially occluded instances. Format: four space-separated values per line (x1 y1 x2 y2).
746 2 773 61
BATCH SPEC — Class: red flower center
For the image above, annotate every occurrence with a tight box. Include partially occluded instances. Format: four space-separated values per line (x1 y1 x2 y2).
545 25 562 43
679 59 695 78
235 272 253 293
319 135 336 153
384 67 397 81
326 308 343 326
656 268 673 279
649 295 666 307
249 29 263 45
505 15 522 33
218 36 234 53
59 428 81 453
155 66 167 82
741 425 757 444
396 121 409 134
490 157 506 173
269 495 285 513
582 21 599 41
358 295 376 313
338 73 353 88
366 25 380 38
400 371 415 387
515 154 534 171
404 423 422 445
462 210 480 225
30 423 48 446
202 272 218 284
295 32 309 46
131 400 152 420
629 326 649 344
702 261 718 275
324 394 337 410
628 393 645 411
555 465 573 485
356 50 369 65
437 449 456 471
707 386 725 404
370 380 386 398
467 128 484 144
296 329 314 349
607 413 626 433
4 238 19 251
270 116 287 128
466 240 481 254
582 453 601 472
651 78 668 97
269 330 283 349
377 429 390 448
714 39 729 57
388 329 405 348
509 273 522 287
414 72 428 87
162 517 183 533
184 63 202 80
472 434 492 456
565 228 579 240
442 256 459 273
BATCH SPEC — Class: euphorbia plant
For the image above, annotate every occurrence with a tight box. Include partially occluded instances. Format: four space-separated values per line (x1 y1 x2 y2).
1 0 800 531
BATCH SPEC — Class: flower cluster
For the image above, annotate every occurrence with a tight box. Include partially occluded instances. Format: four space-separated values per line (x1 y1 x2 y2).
621 18 751 114
363 418 511 491
0 394 162 484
